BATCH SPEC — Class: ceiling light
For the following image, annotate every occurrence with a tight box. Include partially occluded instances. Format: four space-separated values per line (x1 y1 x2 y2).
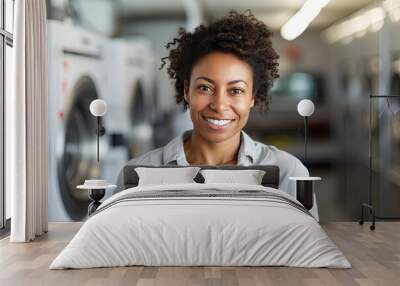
367 7 385 32
281 0 331 41
383 0 400 22
321 5 387 44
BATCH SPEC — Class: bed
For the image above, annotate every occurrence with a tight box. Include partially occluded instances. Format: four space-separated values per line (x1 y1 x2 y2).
50 165 350 269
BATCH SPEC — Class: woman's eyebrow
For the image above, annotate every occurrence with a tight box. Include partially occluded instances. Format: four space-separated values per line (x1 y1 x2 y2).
195 76 215 84
228 80 248 86
195 77 248 86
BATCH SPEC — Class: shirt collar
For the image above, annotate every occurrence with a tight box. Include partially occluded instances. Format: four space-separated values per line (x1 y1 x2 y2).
163 130 191 165
163 129 256 165
237 130 256 165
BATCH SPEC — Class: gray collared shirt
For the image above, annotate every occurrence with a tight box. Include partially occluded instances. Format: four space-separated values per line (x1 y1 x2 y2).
115 129 319 220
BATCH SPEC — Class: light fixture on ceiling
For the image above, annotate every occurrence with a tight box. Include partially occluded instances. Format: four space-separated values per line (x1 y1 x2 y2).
367 7 386 32
280 0 330 41
383 0 400 22
322 6 386 44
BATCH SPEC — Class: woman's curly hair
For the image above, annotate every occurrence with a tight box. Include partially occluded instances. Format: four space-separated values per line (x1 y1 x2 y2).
160 10 279 112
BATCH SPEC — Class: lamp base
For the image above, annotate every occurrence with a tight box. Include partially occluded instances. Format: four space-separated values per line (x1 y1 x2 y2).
88 189 105 216
296 180 313 210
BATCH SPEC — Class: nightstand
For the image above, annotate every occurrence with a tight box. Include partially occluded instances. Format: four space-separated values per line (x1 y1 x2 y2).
289 177 321 210
77 180 116 216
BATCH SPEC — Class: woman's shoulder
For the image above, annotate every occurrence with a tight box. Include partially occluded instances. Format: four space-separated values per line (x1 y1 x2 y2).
125 146 165 166
260 142 298 159
124 132 184 166
252 140 308 176
250 138 303 166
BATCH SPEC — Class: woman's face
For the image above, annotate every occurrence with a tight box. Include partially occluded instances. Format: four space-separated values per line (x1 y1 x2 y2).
184 52 255 143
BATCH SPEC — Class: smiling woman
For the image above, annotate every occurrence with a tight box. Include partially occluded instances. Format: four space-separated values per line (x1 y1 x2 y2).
116 10 319 220
183 52 256 165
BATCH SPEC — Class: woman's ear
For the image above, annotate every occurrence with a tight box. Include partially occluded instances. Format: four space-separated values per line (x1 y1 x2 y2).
184 80 190 104
250 93 255 108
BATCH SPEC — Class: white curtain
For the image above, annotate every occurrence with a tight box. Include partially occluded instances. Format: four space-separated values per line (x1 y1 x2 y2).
8 0 48 242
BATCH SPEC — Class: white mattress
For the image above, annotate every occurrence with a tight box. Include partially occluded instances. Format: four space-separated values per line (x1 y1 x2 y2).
50 183 351 269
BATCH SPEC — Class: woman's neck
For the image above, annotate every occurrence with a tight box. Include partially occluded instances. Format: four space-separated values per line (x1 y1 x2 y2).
183 130 241 165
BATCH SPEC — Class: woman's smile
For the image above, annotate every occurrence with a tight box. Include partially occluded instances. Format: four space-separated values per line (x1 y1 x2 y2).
202 115 236 131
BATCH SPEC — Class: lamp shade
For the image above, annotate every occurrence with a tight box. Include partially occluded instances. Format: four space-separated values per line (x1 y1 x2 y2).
89 99 107 117
297 99 315 117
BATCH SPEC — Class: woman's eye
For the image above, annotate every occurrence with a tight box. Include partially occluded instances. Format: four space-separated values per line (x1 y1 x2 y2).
230 88 244 95
197 85 212 93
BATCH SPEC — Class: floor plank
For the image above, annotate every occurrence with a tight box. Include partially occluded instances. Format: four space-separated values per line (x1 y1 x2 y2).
0 222 399 286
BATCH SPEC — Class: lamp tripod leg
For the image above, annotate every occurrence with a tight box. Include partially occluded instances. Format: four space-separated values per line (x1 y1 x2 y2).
97 116 100 162
359 204 364 225
304 116 308 163
370 208 376 231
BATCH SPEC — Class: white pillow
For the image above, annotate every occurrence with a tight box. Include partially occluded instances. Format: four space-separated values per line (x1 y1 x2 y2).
135 167 201 186
200 169 266 185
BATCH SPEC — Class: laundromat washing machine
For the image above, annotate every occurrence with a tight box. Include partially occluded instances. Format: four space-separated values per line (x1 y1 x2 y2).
103 38 156 185
47 20 111 221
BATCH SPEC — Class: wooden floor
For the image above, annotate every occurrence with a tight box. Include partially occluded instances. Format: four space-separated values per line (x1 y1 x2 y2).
0 222 399 286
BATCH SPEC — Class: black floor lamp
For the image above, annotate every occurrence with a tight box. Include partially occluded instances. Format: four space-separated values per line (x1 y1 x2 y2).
297 99 315 163
359 94 400 230
78 99 116 216
89 99 107 162
289 99 321 211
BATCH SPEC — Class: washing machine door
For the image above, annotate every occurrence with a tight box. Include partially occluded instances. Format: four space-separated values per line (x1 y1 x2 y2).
127 79 153 158
57 76 100 221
